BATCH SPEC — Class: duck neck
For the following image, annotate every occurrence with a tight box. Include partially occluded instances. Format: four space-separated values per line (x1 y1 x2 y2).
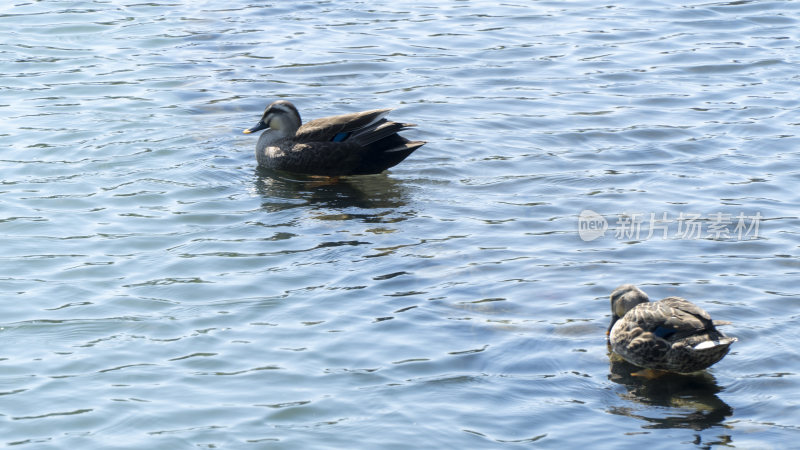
269 113 301 139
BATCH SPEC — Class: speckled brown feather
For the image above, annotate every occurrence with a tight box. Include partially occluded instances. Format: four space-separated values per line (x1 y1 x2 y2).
608 285 737 373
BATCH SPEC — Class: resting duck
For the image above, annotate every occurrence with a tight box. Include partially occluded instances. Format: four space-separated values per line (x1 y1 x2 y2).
243 100 425 176
607 284 736 374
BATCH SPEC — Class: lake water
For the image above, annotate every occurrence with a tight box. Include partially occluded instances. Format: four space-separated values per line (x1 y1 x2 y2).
2 0 799 448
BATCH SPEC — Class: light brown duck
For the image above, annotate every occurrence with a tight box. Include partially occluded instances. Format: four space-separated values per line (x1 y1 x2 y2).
607 284 736 374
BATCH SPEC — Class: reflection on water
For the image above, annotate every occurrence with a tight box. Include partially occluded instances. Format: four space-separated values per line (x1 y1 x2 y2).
3 0 799 446
255 169 412 215
607 353 734 432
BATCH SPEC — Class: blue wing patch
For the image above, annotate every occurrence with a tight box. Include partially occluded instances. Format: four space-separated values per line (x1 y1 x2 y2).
332 131 350 142
653 326 676 339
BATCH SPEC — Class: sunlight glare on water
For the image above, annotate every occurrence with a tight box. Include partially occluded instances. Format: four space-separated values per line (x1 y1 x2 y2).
1 0 799 448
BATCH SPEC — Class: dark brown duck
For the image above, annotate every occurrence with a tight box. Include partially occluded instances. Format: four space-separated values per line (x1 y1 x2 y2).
243 100 425 176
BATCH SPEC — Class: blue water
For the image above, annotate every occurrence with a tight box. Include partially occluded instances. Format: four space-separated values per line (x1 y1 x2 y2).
2 0 799 448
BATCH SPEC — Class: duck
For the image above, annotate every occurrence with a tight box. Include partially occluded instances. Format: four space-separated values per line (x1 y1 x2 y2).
607 284 736 374
243 100 425 176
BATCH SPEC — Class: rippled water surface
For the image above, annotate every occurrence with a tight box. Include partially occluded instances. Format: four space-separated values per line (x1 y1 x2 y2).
2 0 799 447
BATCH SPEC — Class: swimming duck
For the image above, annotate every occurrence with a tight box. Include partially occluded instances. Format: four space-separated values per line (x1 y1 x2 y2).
607 284 736 374
243 100 425 176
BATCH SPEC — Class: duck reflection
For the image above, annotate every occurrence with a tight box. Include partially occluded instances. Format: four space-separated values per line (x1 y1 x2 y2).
607 353 733 430
254 168 413 218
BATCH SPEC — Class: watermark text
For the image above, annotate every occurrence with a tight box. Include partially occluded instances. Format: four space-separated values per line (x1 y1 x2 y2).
578 210 761 242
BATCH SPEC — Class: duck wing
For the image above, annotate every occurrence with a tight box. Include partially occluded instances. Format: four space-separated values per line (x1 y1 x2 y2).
295 109 392 143
633 297 718 342
291 109 424 175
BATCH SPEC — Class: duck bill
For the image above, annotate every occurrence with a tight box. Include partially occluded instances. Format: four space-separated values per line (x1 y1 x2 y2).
243 120 267 134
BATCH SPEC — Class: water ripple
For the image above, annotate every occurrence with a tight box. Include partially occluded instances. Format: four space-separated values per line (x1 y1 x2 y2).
1 0 799 447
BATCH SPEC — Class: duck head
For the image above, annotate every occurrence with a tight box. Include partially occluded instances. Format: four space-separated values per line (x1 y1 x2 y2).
607 284 650 336
243 100 302 138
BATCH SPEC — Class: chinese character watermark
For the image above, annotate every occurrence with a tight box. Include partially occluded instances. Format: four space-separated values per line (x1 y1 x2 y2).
578 211 762 242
